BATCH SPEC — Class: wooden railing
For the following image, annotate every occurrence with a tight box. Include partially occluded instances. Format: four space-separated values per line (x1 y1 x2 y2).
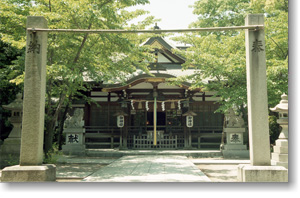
84 125 223 149
85 126 120 149
133 134 177 149
190 126 223 149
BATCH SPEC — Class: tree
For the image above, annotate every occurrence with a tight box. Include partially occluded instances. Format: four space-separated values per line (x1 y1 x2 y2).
0 39 24 140
0 0 157 156
171 0 288 114
170 0 288 144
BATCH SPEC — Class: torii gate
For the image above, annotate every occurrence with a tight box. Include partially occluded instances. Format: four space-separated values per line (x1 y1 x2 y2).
1 14 287 182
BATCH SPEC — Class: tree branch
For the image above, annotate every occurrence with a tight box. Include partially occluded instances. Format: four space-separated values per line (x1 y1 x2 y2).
72 23 92 64
71 0 114 64
49 0 51 12
270 37 286 59
99 0 114 8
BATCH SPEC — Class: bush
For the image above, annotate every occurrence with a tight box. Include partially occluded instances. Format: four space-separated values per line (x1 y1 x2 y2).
43 143 63 164
4 154 19 166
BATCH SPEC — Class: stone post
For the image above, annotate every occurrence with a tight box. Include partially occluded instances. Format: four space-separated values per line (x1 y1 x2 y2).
18 16 48 165
237 14 288 182
1 16 56 182
221 109 249 159
245 14 270 166
62 108 86 156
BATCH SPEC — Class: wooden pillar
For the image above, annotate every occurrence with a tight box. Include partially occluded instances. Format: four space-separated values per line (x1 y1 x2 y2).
245 14 271 166
123 116 128 148
153 96 157 146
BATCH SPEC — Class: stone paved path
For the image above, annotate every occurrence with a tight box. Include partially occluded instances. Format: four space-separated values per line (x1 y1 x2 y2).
82 155 211 182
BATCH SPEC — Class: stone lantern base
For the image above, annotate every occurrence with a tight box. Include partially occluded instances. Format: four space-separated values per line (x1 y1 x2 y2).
271 139 288 169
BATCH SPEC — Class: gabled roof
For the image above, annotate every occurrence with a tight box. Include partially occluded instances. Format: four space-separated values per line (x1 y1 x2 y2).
143 37 177 51
87 35 210 91
142 37 186 65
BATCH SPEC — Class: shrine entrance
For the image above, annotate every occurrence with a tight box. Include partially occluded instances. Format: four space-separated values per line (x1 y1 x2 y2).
146 112 166 126
20 14 270 168
1 13 279 183
84 75 224 150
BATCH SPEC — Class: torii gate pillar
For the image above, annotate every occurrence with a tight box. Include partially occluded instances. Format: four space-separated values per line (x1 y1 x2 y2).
1 16 56 182
238 14 287 182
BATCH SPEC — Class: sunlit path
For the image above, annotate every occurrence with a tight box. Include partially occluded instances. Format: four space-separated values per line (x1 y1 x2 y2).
82 155 210 182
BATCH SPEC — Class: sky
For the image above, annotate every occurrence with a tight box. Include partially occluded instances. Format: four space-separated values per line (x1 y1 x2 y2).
127 0 199 29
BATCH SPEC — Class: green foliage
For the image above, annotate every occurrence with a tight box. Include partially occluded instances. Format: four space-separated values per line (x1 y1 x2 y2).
0 38 24 140
1 0 157 153
171 0 288 114
43 143 63 164
4 154 19 166
269 115 280 145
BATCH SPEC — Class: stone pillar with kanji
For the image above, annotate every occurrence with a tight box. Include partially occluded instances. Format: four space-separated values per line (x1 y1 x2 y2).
221 108 249 158
62 108 86 155
1 16 56 182
237 14 288 182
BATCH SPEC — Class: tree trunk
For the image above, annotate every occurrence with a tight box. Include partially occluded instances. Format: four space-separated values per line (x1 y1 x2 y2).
57 104 70 150
44 93 67 157
44 119 56 158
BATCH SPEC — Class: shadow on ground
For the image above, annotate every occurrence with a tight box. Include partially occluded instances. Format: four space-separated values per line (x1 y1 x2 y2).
196 164 238 182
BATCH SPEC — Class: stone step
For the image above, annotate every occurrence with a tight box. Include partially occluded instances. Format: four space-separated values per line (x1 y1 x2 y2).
85 149 223 158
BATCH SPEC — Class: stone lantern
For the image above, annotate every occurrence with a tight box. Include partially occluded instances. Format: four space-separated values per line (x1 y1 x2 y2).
0 93 23 168
270 93 288 169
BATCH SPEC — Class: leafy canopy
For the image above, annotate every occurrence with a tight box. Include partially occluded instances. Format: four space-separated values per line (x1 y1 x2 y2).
171 0 288 113
0 0 158 153
0 0 159 102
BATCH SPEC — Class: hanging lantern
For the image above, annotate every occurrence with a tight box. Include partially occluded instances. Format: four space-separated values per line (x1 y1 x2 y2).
162 101 165 111
138 101 142 109
113 111 128 128
171 101 175 109
117 115 124 128
183 110 197 128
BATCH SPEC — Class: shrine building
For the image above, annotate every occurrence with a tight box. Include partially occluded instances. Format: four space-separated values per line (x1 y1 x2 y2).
69 35 224 150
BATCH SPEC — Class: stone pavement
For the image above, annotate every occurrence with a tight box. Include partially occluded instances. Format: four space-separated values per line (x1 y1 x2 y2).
1 153 250 182
82 155 211 182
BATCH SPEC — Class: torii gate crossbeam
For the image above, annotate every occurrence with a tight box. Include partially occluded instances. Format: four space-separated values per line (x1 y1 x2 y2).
1 14 274 182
